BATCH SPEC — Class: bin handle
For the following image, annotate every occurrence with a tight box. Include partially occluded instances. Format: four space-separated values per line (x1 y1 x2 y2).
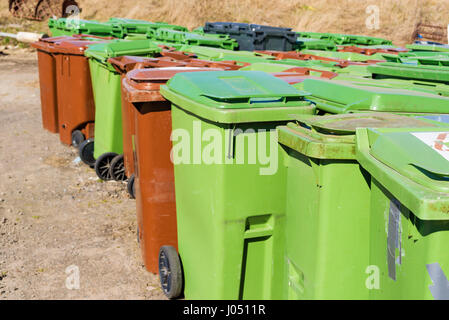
201 94 294 104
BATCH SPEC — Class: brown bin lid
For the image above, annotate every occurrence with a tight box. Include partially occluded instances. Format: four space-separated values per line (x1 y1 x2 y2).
108 56 188 74
123 67 222 103
32 35 112 55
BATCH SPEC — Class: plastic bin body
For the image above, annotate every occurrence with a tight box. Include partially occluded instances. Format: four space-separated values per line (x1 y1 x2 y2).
121 67 222 273
277 113 434 300
356 127 449 299
85 40 161 160
108 56 187 177
161 70 316 300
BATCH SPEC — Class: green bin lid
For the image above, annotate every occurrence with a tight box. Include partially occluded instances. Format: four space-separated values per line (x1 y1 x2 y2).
327 74 449 97
84 40 161 64
369 62 449 83
160 70 315 124
302 78 449 114
300 49 383 62
356 127 449 220
179 45 274 61
406 43 449 52
296 37 337 51
277 113 434 160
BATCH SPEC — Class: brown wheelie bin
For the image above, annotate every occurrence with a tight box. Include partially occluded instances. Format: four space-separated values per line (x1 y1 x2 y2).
52 36 114 151
32 35 113 143
109 56 243 189
121 66 229 273
107 56 190 183
32 36 66 134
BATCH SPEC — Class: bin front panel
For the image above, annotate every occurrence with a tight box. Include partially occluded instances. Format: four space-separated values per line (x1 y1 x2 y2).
171 106 288 299
356 127 449 299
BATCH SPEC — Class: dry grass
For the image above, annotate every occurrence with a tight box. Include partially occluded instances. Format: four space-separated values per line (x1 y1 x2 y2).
2 0 449 45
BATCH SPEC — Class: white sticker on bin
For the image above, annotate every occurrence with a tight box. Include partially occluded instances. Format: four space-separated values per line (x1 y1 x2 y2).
412 132 449 161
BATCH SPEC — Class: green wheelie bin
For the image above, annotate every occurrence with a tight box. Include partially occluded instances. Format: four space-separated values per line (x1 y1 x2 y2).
84 40 161 181
356 127 449 300
158 71 316 300
277 113 437 300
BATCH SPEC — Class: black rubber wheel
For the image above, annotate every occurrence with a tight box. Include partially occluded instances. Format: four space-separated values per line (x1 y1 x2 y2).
71 130 85 148
110 154 126 181
78 139 95 168
127 174 136 199
159 246 183 299
94 152 118 181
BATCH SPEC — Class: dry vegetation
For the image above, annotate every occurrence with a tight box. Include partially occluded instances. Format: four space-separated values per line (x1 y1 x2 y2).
1 0 449 45
77 0 449 45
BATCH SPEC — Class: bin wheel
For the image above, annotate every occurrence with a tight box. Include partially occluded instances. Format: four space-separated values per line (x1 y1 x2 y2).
78 139 95 168
71 130 85 148
159 246 183 299
127 174 136 199
110 154 126 181
95 152 118 181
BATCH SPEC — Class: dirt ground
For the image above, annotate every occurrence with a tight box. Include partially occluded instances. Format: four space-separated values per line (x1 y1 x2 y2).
0 48 167 300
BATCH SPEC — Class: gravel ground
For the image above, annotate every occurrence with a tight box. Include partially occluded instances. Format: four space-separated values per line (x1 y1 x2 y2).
0 48 167 300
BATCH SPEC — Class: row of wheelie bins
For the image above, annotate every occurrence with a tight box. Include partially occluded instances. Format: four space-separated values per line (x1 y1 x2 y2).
32 19 449 300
